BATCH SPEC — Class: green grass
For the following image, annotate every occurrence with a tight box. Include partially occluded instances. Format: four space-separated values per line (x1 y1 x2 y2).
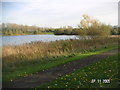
3 45 119 82
37 53 119 88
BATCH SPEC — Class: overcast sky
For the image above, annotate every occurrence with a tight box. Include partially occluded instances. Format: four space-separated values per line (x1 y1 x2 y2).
1 0 119 28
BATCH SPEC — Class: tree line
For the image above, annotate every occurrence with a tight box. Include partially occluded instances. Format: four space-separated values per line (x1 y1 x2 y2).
1 15 120 36
54 15 120 36
1 23 54 36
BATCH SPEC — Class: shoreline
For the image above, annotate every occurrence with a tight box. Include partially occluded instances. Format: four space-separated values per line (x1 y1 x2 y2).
2 34 120 37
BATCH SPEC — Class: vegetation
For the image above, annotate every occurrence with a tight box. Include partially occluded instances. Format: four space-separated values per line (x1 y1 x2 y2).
3 37 119 81
53 15 120 36
53 26 120 35
38 53 119 88
3 37 119 65
3 45 119 82
1 23 54 36
79 14 111 37
1 15 120 36
111 26 120 35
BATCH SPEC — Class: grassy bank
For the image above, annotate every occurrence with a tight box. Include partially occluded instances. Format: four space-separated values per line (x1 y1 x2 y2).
3 45 119 82
38 53 119 88
3 37 119 65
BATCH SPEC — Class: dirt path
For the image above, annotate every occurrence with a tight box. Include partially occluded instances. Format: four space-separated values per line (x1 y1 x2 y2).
3 49 119 88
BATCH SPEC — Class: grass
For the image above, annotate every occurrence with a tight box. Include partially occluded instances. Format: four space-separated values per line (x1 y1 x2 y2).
37 53 119 88
2 45 119 82
3 37 119 65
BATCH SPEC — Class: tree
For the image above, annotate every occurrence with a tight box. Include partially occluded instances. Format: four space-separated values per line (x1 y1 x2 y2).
111 26 119 35
54 29 64 35
79 14 111 38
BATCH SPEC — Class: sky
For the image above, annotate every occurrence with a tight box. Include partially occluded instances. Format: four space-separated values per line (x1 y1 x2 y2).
1 0 119 28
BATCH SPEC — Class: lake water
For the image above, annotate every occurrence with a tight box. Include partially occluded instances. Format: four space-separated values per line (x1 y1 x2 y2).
2 35 79 46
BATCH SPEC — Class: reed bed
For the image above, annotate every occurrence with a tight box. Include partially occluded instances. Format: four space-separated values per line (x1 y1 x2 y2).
2 37 119 67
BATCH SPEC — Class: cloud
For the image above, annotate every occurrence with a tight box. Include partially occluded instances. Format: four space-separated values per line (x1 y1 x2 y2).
2 0 118 27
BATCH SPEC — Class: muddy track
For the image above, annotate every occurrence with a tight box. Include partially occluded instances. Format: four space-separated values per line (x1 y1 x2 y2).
2 49 119 88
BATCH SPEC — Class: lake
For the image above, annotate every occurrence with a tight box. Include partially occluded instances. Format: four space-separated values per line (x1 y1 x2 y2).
2 35 79 46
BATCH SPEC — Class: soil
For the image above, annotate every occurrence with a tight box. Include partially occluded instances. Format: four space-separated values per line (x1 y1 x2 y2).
2 49 119 88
